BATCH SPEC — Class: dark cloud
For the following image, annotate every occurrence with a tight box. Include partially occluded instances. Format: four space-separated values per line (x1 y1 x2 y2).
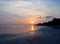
45 16 52 18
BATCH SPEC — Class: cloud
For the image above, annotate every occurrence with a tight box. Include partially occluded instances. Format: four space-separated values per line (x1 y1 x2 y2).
45 16 52 18
0 0 60 24
0 0 49 17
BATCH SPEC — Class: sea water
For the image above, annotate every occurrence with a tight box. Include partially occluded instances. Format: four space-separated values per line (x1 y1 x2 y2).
0 25 60 44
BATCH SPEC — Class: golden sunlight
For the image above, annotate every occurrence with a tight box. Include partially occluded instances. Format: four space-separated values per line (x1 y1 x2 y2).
31 25 34 30
31 20 35 24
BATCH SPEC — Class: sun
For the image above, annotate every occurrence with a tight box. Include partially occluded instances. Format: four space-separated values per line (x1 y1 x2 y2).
31 20 34 24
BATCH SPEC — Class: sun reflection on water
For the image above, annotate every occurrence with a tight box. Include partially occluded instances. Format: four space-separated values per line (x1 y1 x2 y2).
0 25 38 39
28 25 37 38
31 25 34 30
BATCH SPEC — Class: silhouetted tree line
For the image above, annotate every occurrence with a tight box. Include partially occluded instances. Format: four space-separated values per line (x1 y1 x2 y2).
36 18 60 26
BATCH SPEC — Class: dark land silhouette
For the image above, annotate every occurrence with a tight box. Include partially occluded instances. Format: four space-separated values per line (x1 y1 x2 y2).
35 18 60 26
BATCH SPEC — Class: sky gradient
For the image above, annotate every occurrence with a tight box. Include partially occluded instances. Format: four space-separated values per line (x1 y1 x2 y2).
0 0 60 25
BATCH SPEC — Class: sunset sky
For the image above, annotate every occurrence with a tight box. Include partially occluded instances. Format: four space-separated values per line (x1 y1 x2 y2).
0 0 60 25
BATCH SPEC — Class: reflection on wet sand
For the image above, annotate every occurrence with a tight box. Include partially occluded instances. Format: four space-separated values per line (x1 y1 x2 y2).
31 25 34 30
0 25 38 40
19 25 37 38
28 25 36 38
0 25 60 44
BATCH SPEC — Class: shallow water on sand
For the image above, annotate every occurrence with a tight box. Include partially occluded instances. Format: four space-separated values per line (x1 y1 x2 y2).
0 25 60 44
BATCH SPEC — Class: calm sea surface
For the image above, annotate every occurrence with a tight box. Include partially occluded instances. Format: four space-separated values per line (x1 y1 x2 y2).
0 25 60 44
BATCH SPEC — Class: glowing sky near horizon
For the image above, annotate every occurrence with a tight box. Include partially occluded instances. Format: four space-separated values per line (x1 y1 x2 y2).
0 0 60 25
